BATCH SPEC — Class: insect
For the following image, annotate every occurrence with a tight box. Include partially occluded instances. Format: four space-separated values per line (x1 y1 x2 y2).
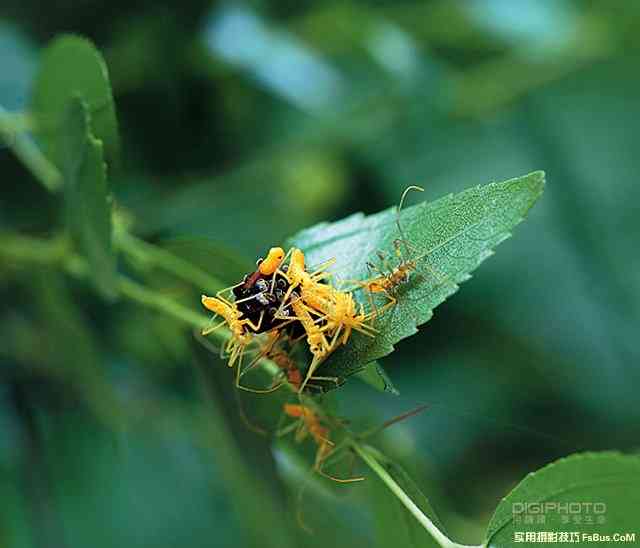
352 185 452 325
200 294 260 368
284 295 339 393
240 330 343 393
269 248 379 391
282 403 363 484
229 247 295 334
270 247 334 314
359 186 425 309
201 244 350 394
295 287 378 392
312 289 377 345
238 246 286 301
200 248 300 390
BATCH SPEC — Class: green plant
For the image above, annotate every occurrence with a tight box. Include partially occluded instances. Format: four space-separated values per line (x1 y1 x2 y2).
2 34 638 548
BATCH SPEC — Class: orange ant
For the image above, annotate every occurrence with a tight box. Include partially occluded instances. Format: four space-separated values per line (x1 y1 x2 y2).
295 287 378 392
270 247 334 316
271 249 379 391
281 403 431 483
280 402 430 533
354 185 452 320
361 186 424 308
240 331 343 393
281 403 364 484
279 293 360 393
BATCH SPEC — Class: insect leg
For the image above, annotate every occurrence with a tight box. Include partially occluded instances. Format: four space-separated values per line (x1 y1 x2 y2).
315 445 364 483
201 319 227 336
215 281 244 306
232 380 269 435
241 311 265 333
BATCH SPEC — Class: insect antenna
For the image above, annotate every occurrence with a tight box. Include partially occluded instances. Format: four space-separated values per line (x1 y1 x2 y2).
395 185 424 261
359 404 430 440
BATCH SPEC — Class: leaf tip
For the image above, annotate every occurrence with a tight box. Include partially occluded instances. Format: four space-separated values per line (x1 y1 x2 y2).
526 170 546 195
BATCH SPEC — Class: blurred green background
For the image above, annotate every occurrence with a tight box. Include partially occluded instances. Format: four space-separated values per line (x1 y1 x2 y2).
1 1 640 547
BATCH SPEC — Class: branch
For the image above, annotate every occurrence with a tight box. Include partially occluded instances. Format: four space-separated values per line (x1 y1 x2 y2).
0 106 62 192
352 443 484 548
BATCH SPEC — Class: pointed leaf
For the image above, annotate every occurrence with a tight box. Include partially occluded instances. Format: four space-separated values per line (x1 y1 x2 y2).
61 96 117 299
289 171 544 380
31 34 119 168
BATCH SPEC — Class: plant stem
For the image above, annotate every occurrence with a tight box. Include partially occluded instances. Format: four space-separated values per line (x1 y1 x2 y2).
0 106 62 192
115 230 226 293
1 232 284 381
352 443 484 548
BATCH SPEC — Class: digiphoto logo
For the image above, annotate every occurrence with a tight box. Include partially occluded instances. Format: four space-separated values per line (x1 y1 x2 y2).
513 502 607 526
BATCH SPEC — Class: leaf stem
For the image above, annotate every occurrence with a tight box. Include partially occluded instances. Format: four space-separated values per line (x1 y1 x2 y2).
0 232 286 382
0 106 62 192
352 443 484 548
115 230 226 293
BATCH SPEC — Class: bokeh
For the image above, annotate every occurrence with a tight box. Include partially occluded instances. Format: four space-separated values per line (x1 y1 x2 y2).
1 1 639 547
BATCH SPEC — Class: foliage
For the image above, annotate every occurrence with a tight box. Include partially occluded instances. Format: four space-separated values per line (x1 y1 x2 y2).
31 35 120 166
60 96 117 298
486 452 640 547
292 172 544 382
2 3 640 548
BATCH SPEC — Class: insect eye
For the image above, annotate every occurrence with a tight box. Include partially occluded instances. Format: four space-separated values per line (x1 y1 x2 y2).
282 265 289 273
255 279 268 291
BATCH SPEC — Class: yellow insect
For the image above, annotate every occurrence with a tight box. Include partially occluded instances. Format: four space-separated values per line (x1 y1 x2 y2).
200 247 294 391
311 289 377 344
296 287 377 392
270 248 379 392
241 330 346 396
200 295 259 365
270 247 334 311
258 246 286 275
360 185 424 308
354 185 453 323
288 296 332 357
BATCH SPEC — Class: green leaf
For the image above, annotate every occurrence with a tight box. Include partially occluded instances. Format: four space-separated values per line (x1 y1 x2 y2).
61 96 117 299
355 361 399 395
30 270 122 425
31 34 119 168
289 171 544 381
485 452 640 547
